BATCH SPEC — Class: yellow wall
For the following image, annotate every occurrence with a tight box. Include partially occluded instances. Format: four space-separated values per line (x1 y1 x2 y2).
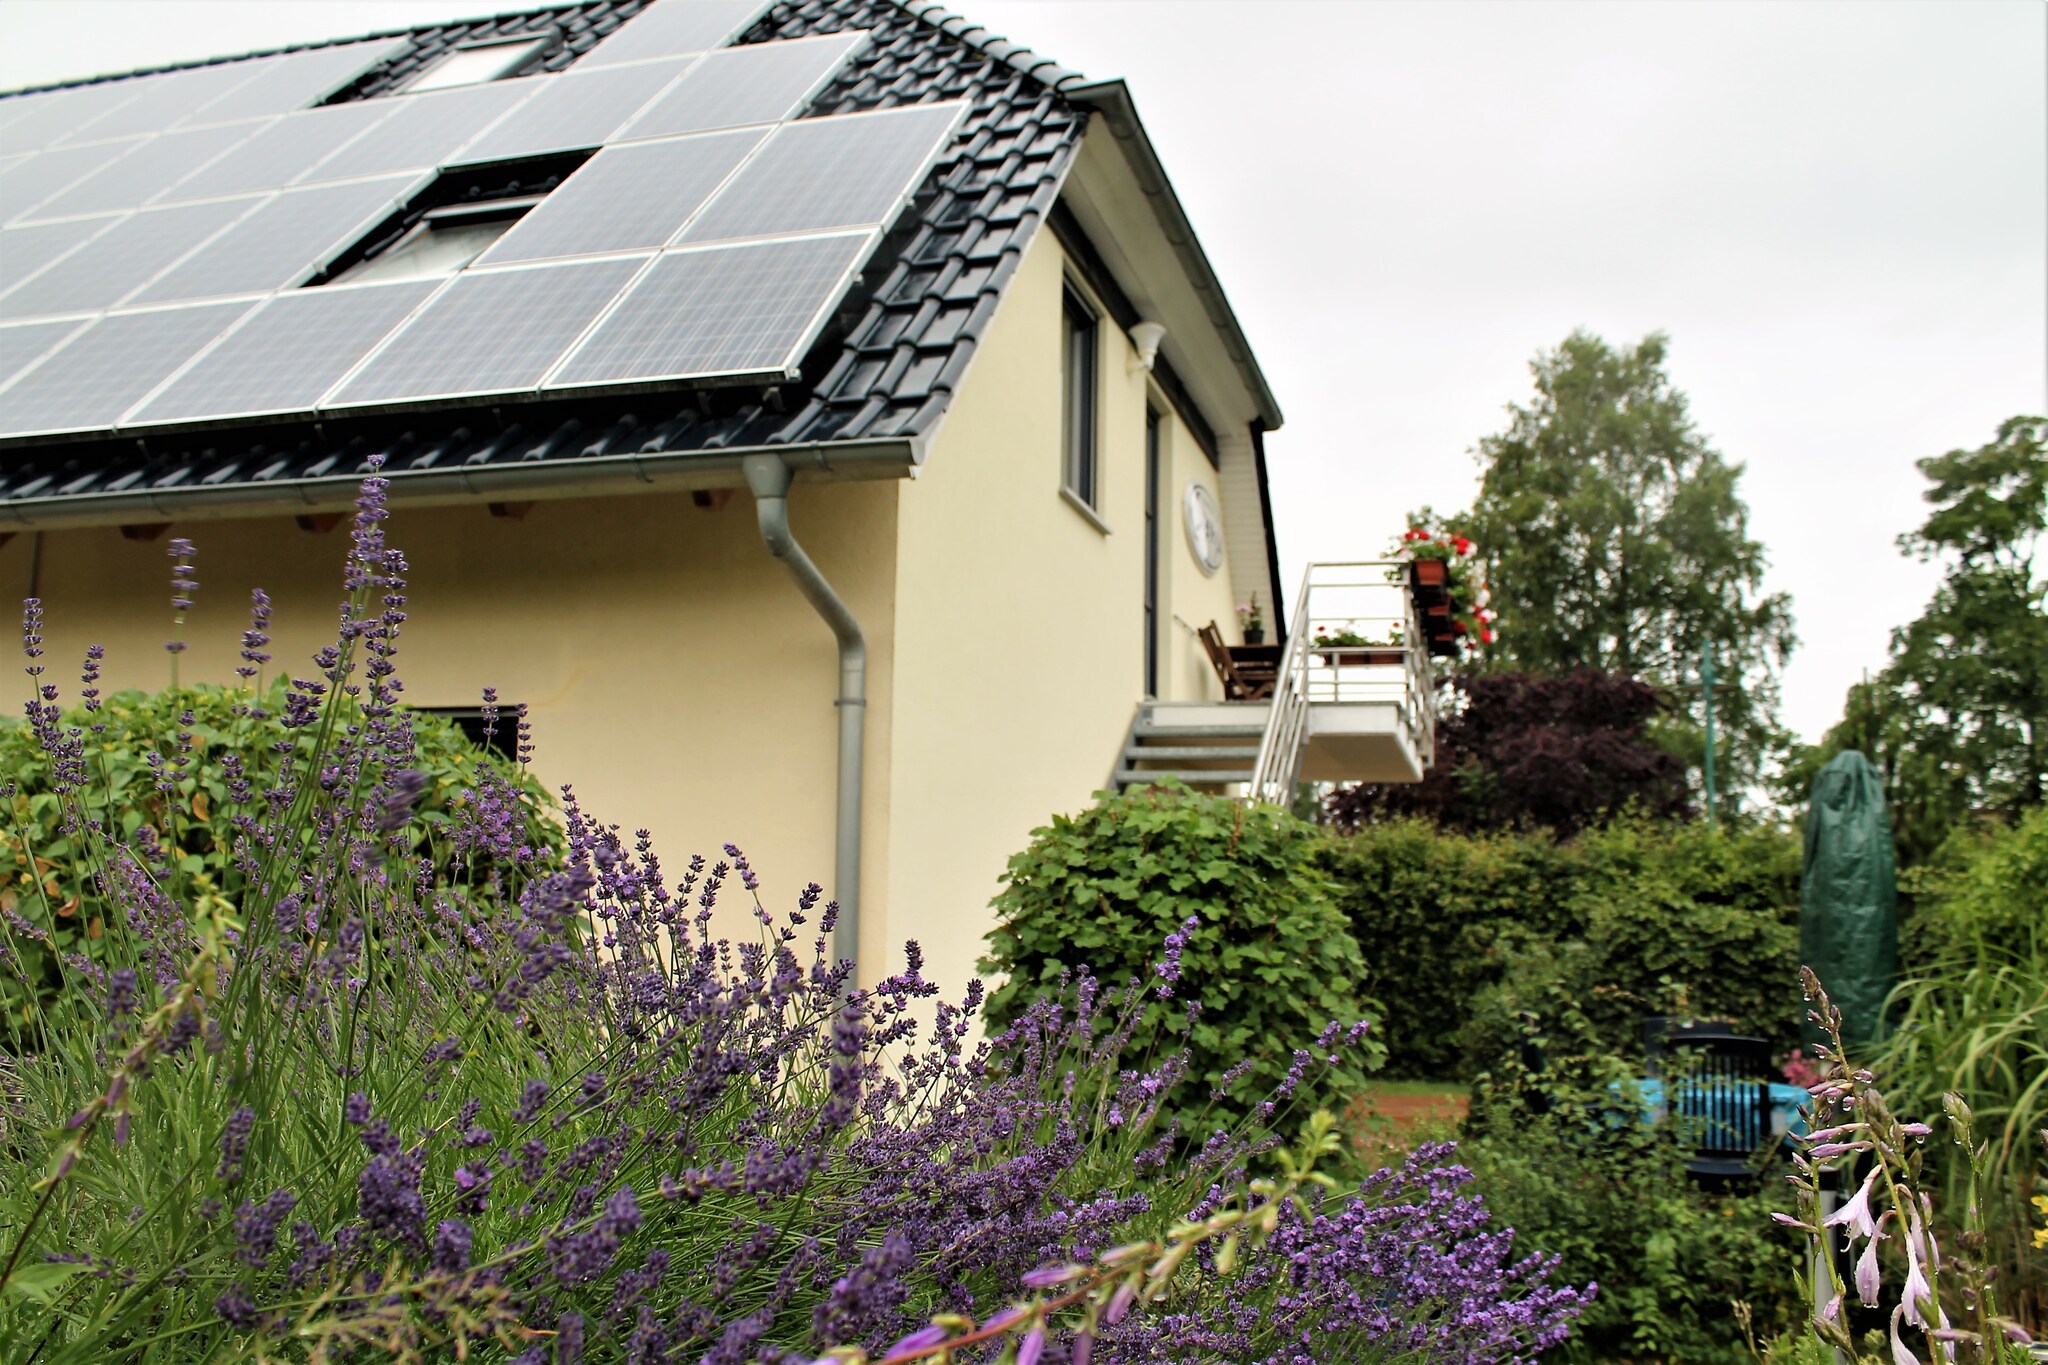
3 482 900 955
879 223 1248 992
1154 404 1246 704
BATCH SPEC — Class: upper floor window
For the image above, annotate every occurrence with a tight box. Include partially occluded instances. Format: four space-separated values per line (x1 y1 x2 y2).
1061 286 1099 510
404 37 549 93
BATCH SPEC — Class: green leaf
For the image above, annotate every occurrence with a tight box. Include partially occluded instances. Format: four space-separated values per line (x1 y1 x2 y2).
2 1260 88 1303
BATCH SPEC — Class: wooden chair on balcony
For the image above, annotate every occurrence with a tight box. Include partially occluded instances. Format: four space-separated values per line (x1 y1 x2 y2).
1197 621 1275 701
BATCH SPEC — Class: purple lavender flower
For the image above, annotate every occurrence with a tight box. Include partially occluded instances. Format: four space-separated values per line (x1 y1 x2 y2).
236 590 272 681
233 1189 297 1267
217 1106 255 1183
1154 915 1197 997
165 537 197 658
213 1282 260 1328
432 1218 473 1274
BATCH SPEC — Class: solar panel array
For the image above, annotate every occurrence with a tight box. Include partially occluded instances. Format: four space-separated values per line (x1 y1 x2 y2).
0 2 969 440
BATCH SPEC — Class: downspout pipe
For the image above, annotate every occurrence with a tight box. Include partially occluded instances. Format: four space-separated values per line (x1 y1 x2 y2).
741 453 865 978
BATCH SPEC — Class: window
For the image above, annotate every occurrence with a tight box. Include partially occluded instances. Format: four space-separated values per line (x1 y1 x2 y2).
420 706 520 762
1061 286 1099 510
332 197 542 284
403 37 549 93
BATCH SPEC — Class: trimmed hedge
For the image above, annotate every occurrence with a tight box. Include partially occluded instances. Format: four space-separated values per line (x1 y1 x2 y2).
1327 816 1803 1077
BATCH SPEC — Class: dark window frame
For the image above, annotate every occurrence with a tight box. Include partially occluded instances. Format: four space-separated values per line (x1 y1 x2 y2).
1060 284 1100 511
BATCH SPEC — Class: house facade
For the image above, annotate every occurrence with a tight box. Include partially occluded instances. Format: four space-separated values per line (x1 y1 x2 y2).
0 0 1429 990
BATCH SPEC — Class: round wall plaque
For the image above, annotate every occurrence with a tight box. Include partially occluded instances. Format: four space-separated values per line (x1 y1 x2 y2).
1183 482 1224 577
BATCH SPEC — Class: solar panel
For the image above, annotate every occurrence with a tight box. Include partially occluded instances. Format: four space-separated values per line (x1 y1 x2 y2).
550 232 869 387
621 32 865 141
576 0 767 69
678 102 965 244
0 198 254 320
25 82 149 150
0 138 144 224
304 81 536 182
0 217 120 295
0 317 87 390
0 300 252 437
26 122 259 220
162 102 392 202
65 63 265 146
0 90 79 155
475 128 764 266
186 40 410 127
128 278 439 424
448 60 692 166
129 175 418 305
327 256 645 405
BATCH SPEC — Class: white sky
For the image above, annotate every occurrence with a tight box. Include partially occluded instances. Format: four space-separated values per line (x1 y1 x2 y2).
2 0 2043 744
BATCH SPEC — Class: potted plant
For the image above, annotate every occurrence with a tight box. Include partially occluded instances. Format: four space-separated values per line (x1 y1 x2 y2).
1311 621 1405 666
1236 593 1265 645
1393 519 1498 657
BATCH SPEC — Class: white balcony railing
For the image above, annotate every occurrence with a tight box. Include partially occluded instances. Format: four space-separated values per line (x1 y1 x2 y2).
1248 561 1438 804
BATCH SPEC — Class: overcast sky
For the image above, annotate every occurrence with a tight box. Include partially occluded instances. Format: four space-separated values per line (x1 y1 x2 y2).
2 0 2042 744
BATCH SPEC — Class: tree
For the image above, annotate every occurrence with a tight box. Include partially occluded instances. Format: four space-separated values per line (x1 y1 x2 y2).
1457 330 1796 803
1793 415 2048 862
1325 668 1689 836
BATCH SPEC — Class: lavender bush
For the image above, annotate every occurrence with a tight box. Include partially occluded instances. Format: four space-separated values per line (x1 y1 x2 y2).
0 469 1587 1362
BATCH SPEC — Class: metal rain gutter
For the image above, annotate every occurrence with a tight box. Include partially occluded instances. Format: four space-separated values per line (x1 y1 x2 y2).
0 436 921 530
740 452 866 980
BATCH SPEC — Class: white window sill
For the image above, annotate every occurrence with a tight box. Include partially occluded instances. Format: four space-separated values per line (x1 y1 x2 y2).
1060 484 1112 535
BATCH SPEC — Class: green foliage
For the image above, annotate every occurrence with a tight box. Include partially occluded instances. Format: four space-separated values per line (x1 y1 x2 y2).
1877 933 2048 1330
1458 989 1804 1364
1794 416 2048 862
0 682 560 1038
1326 817 1803 1077
1456 329 1797 803
981 783 1382 1136
1904 803 2048 964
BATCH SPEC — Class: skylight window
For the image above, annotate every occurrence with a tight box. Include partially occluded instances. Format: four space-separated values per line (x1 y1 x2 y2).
404 37 548 93
333 198 544 284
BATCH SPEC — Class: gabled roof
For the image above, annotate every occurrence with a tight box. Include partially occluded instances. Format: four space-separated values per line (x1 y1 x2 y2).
0 1 1271 528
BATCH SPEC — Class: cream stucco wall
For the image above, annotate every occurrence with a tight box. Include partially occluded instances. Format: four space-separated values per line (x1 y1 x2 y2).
1154 404 1246 704
880 220 1252 992
4 483 901 957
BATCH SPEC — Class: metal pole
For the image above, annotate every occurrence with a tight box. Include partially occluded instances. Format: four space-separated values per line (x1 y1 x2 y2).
1701 647 1717 827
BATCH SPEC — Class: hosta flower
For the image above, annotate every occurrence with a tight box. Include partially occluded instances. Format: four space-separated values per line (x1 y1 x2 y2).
1856 1220 1884 1304
1825 1168 1880 1241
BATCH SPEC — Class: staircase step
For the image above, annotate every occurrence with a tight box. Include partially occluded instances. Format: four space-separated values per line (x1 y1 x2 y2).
1116 768 1255 787
1122 743 1261 761
1132 723 1267 739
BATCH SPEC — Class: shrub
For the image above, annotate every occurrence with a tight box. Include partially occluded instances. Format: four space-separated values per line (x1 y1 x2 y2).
1458 981 1805 1364
1902 803 2048 965
0 679 559 1040
1330 817 1802 1078
1326 669 1689 836
980 782 1381 1140
0 473 1587 1362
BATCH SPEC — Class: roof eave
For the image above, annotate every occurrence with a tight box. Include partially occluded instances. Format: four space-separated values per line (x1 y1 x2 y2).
0 434 921 531
1062 78 1282 432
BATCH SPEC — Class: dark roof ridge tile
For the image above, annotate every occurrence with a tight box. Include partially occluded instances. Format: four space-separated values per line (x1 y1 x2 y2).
890 0 1088 90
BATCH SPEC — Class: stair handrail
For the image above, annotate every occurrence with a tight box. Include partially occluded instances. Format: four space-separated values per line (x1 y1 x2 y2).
1248 560 1317 804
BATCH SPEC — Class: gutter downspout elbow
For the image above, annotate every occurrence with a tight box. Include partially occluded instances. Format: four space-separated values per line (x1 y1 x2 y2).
741 453 866 979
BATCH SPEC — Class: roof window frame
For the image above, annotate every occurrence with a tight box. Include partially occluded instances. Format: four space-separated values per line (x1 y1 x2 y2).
400 34 553 94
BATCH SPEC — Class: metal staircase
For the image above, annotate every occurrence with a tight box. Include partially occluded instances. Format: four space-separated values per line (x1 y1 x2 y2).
1113 561 1440 801
1111 701 1270 792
